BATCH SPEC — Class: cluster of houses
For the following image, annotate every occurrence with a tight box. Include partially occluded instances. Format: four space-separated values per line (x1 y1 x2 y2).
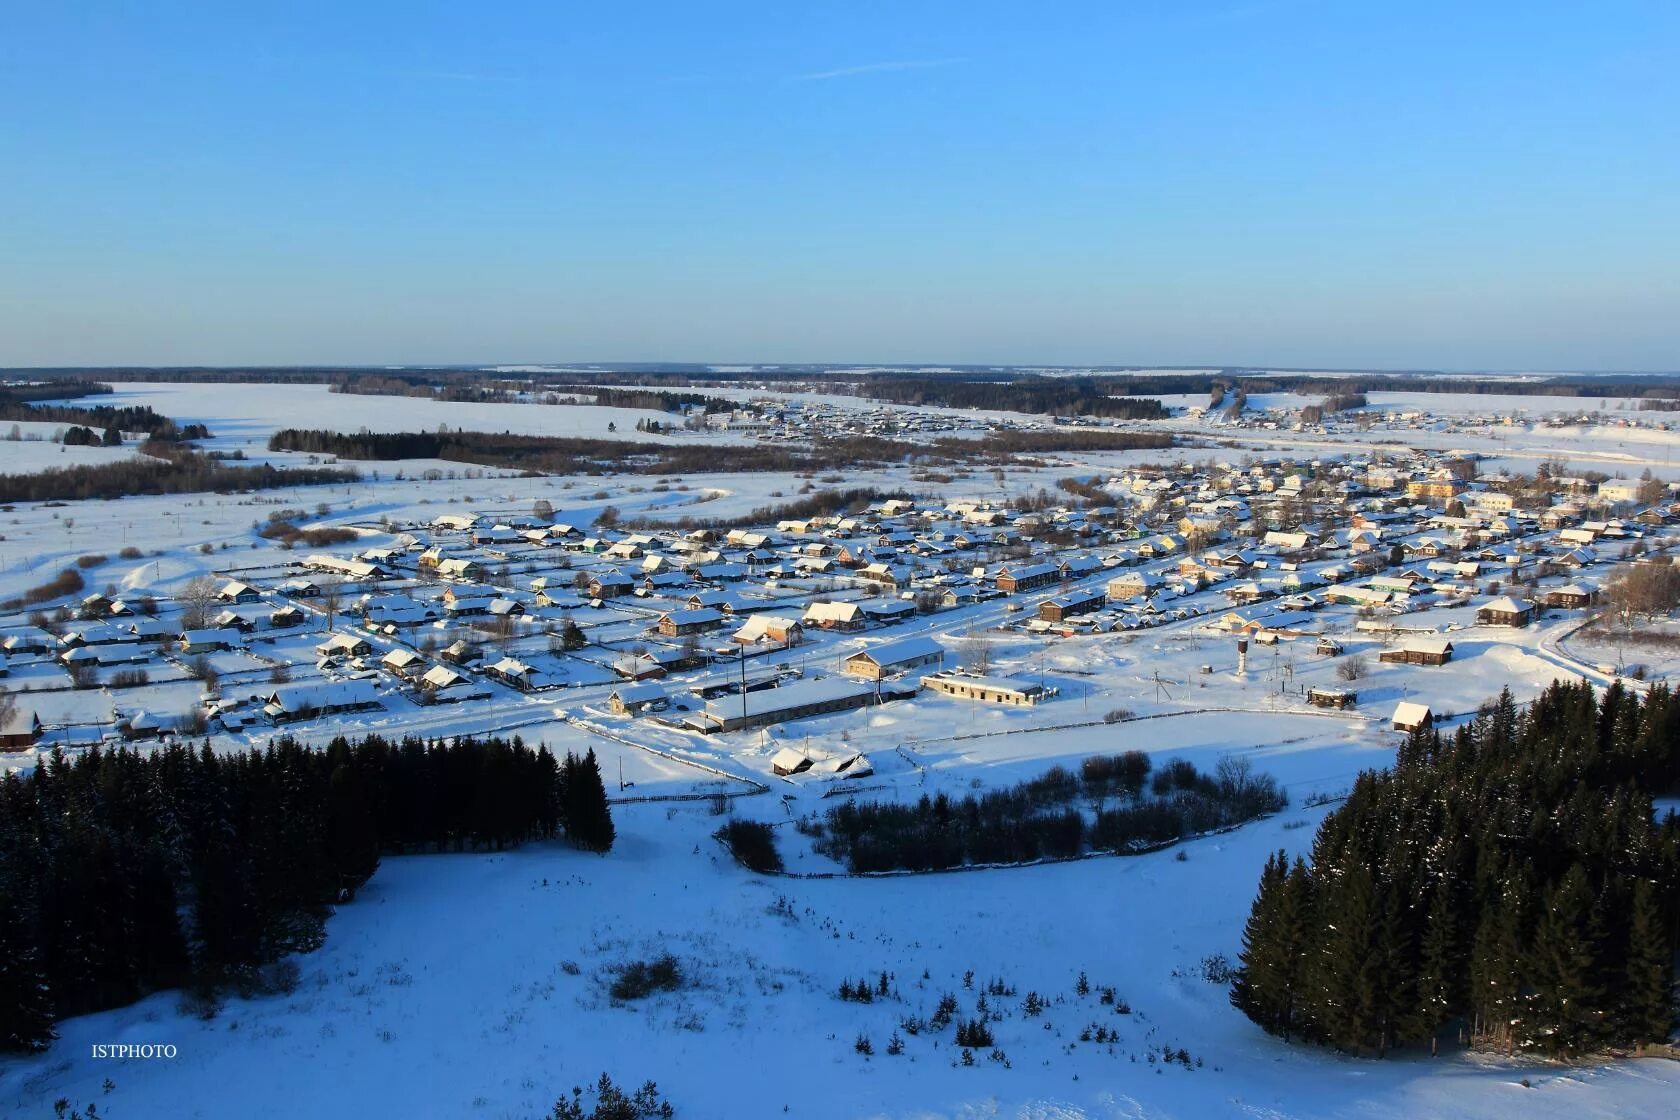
2 444 1675 759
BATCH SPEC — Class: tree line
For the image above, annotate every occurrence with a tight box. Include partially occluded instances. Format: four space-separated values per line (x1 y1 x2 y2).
801 753 1285 873
0 442 355 504
0 398 193 440
862 376 1170 420
590 387 733 413
0 734 615 1053
1232 682 1680 1058
267 426 1172 479
325 373 736 415
14 366 1680 404
1300 392 1368 424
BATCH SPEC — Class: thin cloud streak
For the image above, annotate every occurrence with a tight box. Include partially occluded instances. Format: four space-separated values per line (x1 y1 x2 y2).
794 58 965 81
389 68 530 84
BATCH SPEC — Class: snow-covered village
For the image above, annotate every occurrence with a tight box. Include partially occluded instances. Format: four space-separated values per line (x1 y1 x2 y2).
7 6 1680 1118
0 368 1676 1119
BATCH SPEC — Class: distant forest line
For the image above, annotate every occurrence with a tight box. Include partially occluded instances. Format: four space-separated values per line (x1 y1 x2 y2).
266 427 1174 475
9 368 1679 417
0 442 356 504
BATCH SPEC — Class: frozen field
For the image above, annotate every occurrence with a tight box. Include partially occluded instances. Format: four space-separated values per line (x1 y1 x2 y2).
6 795 1676 1120
54 382 708 448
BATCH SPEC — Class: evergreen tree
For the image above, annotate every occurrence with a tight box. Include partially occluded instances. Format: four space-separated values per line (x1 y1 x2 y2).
1621 877 1674 1045
1405 876 1463 1054
1308 860 1385 1052
565 749 616 853
1232 851 1306 1038
326 763 380 899
1528 864 1608 1053
0 899 55 1053
0 731 608 1036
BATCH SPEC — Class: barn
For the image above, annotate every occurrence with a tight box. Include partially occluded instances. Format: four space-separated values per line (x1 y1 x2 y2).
657 608 726 637
264 680 382 723
1379 638 1454 666
179 628 244 654
684 676 880 734
922 671 1052 705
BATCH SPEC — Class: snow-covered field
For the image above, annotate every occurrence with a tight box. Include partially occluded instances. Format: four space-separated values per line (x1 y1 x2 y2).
0 438 141 473
8 797 1676 1120
56 382 699 447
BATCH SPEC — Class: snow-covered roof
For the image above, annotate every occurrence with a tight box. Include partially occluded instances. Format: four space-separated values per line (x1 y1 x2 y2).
844 636 945 668
1392 701 1432 726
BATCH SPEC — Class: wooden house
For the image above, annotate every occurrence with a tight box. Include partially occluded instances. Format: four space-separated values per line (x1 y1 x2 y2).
1379 638 1454 666
994 562 1060 594
1476 596 1536 627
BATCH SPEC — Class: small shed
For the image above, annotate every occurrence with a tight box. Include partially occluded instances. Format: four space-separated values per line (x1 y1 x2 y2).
0 708 42 751
1307 687 1357 710
1392 701 1433 733
608 682 669 714
770 747 815 776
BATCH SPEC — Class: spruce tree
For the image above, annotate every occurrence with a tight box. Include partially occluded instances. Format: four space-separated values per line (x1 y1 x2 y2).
0 899 54 1053
1309 860 1384 1053
1529 864 1607 1054
1232 851 1311 1040
565 749 615 853
1231 851 1286 1032
1620 877 1674 1045
326 763 380 899
1406 876 1462 1054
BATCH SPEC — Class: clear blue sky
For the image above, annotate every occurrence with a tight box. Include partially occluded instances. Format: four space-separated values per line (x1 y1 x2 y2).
3 1 1677 370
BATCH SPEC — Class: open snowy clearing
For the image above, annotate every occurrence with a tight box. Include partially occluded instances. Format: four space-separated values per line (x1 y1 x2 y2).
0 438 141 473
50 383 721 448
5 798 1675 1120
